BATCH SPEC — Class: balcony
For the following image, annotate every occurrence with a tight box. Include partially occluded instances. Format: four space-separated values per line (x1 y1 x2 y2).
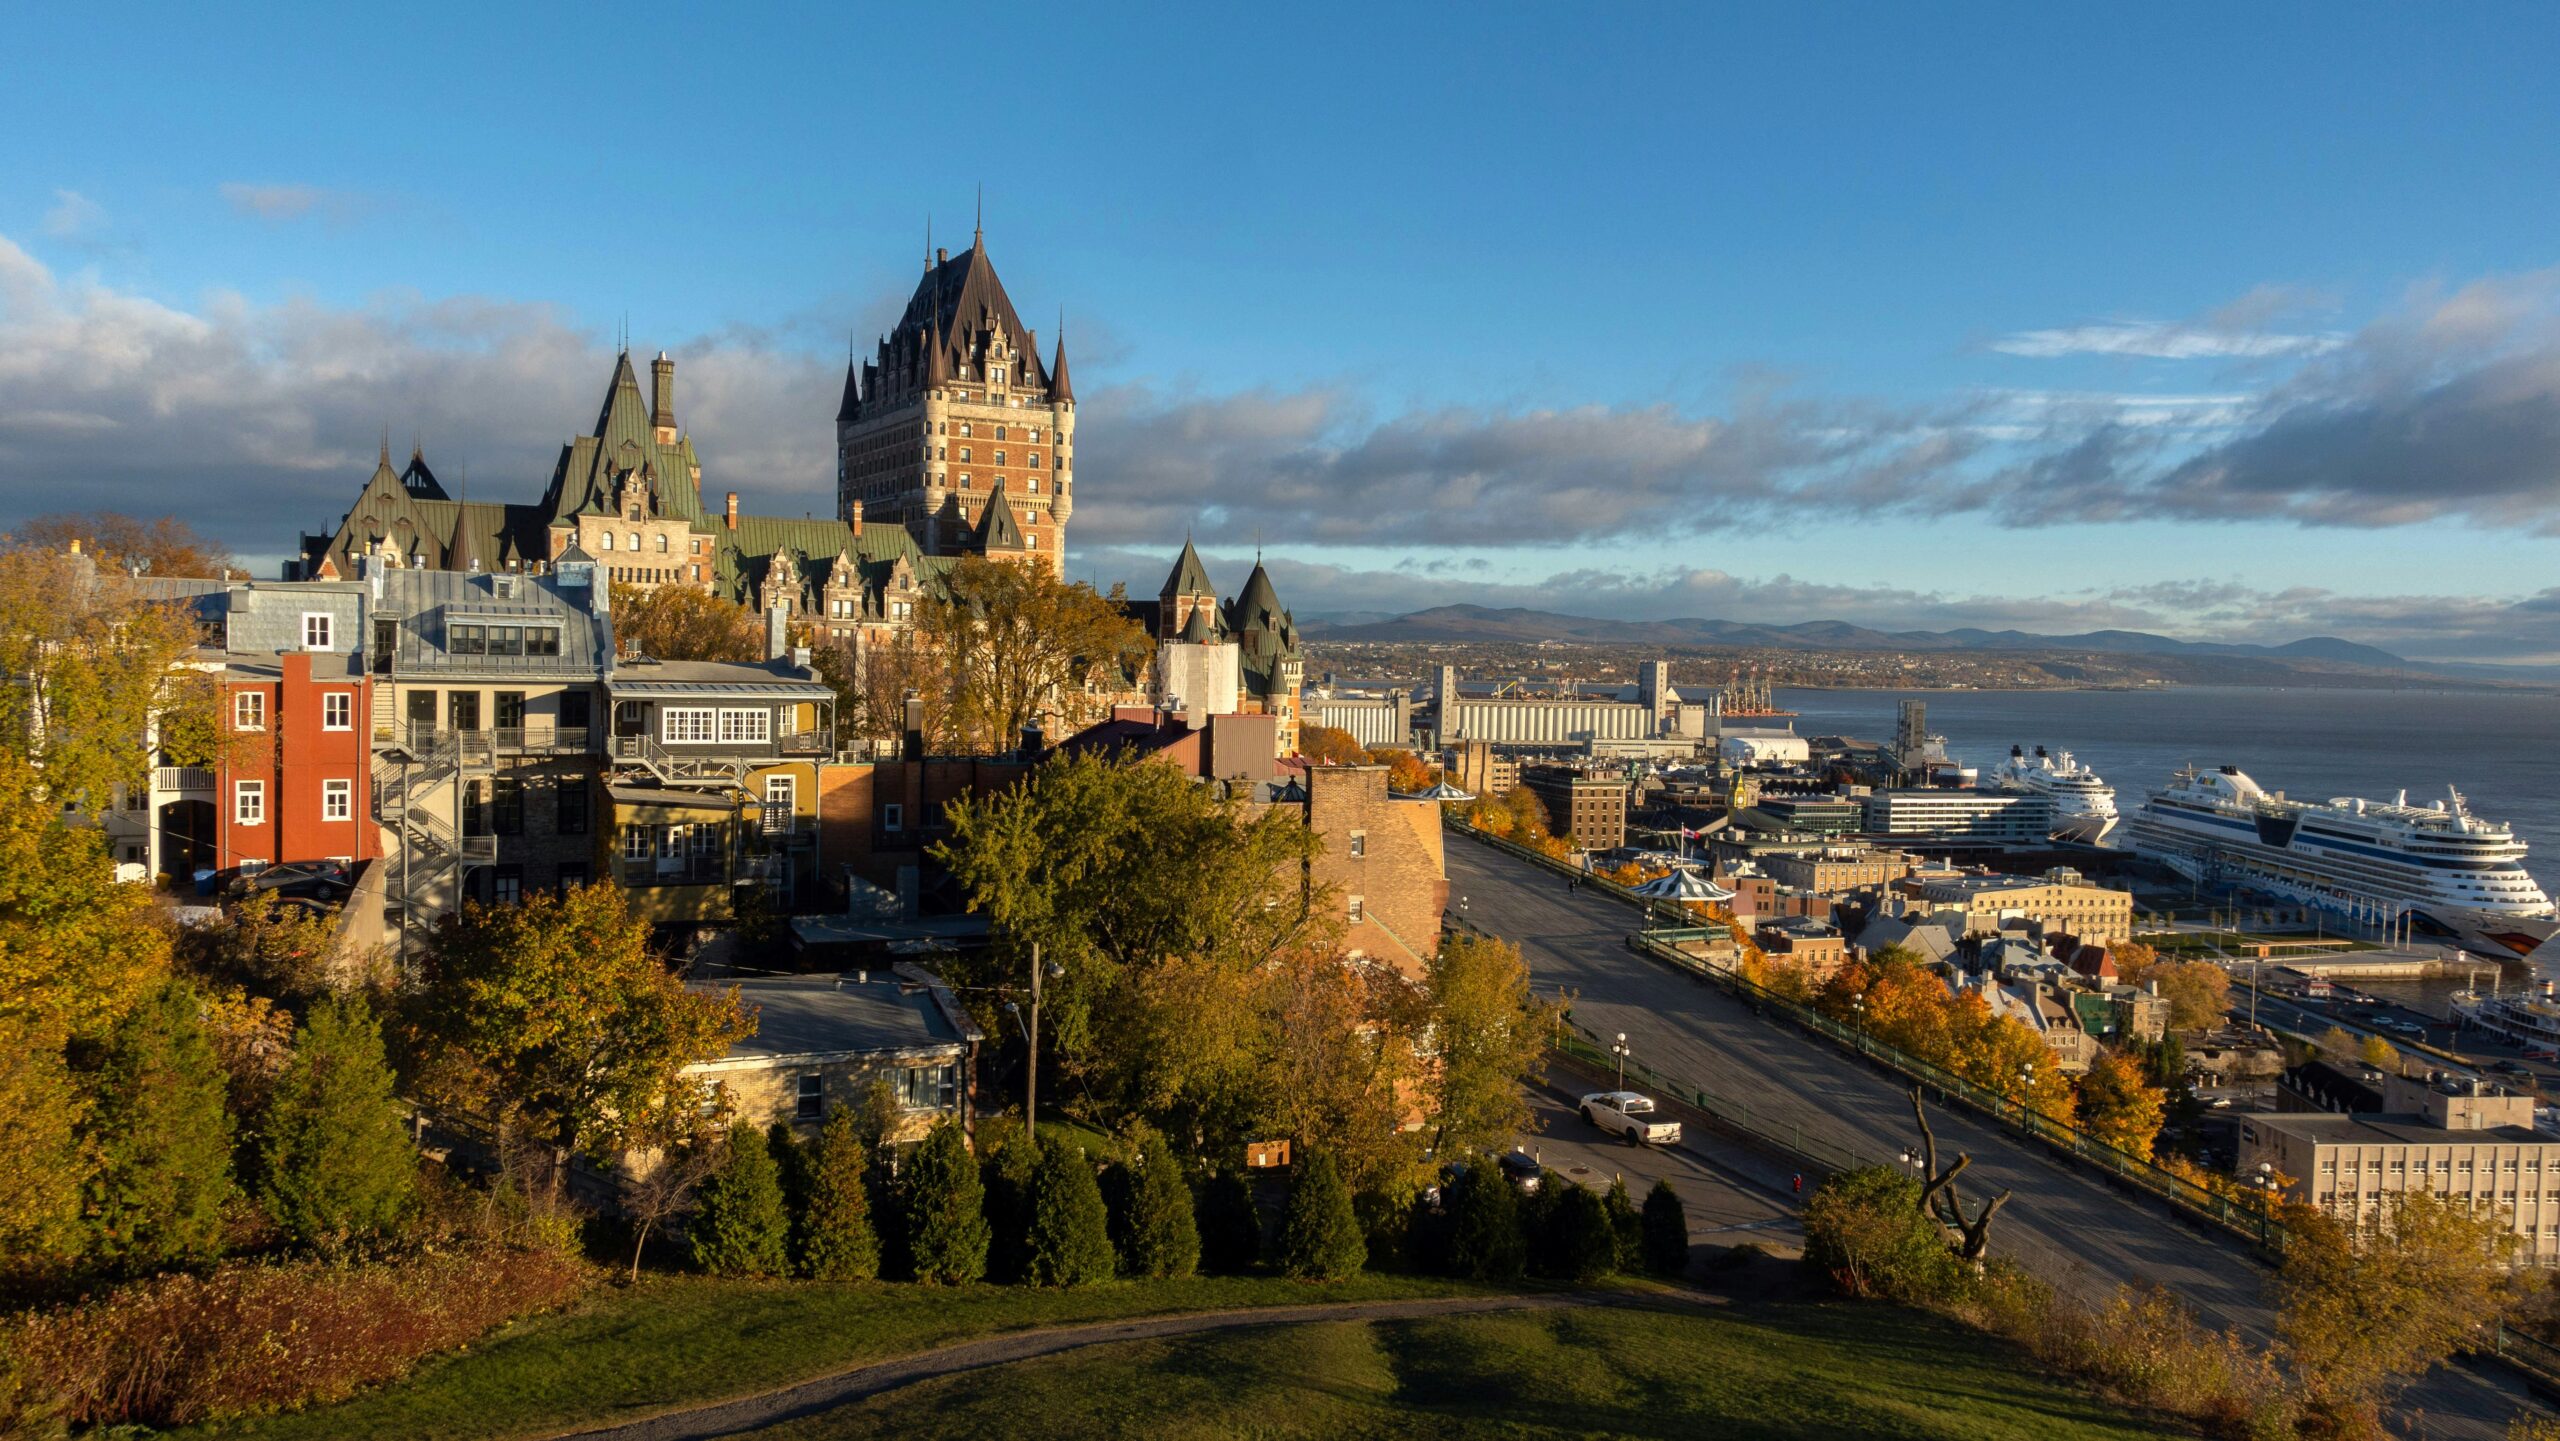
619 855 729 887
153 766 214 795
489 726 593 756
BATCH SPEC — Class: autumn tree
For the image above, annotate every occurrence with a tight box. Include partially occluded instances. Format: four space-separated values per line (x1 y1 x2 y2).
80 980 237 1273
2357 1034 2402 1071
0 756 173 1044
2076 1049 2167 1160
619 1116 726 1283
611 580 763 662
0 1017 88 1276
9 512 237 579
256 995 419 1254
1299 726 1365 767
1263 947 1430 1193
0 543 218 817
174 891 361 1001
916 555 1153 754
2119 954 2232 1033
407 885 751 1180
1426 933 1555 1161
1367 748 1437 793
2277 1190 2524 1425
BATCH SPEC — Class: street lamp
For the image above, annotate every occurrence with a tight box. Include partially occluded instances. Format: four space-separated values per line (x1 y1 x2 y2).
1612 1031 1631 1089
2018 1061 2036 1125
2252 1161 2276 1244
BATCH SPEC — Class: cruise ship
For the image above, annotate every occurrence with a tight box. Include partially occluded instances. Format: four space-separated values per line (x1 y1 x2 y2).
1991 745 2120 845
2127 765 2557 957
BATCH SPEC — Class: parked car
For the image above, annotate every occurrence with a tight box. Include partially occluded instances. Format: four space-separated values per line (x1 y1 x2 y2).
1496 1150 1545 1194
1580 1091 1682 1146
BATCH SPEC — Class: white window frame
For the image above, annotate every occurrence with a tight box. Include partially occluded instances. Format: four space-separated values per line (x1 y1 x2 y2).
322 779 352 822
1347 894 1364 922
622 825 657 861
796 1073 824 1119
1349 830 1366 859
302 612 334 651
661 708 716 744
234 691 266 731
235 780 265 826
322 692 353 731
718 708 771 744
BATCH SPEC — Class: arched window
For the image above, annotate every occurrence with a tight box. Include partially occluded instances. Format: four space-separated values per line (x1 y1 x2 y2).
655 534 669 553
627 532 641 553
599 531 615 551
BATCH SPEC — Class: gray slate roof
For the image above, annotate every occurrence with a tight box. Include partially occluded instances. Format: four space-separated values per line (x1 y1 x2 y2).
689 975 962 1061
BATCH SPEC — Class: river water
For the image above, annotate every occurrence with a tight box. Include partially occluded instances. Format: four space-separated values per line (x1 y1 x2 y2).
1772 685 2560 1012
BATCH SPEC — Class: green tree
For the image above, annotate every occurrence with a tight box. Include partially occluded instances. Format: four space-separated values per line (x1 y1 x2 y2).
80 981 236 1272
2075 1049 2167 1160
980 1132 1040 1284
935 751 1322 1144
1603 1176 1642 1273
409 885 752 1178
256 996 417 1253
767 1121 812 1252
797 1106 880 1281
1640 1179 1689 1276
2277 1189 2524 1425
0 755 177 1045
691 1121 789 1277
1116 1134 1200 1280
1536 1182 1617 1282
1026 1138 1117 1287
902 1119 990 1285
1197 1168 1261 1273
1425 934 1555 1160
1801 1166 1957 1302
1441 1160 1526 1282
1277 1152 1366 1282
0 1018 88 1274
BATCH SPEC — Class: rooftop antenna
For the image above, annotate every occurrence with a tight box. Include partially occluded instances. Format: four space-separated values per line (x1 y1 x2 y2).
379 425 390 467
975 183 983 247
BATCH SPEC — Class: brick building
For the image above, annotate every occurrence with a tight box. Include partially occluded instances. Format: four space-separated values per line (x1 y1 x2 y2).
1520 765 1629 851
1253 765 1448 977
834 228 1074 571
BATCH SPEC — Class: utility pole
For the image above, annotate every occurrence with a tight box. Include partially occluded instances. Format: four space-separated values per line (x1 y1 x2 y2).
1026 940 1044 1142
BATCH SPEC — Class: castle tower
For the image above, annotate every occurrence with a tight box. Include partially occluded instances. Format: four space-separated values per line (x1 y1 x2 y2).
834 229 1073 573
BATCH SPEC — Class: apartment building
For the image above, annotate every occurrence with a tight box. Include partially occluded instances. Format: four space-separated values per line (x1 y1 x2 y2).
1891 867 2135 946
1862 789 2054 842
2241 1072 2560 1266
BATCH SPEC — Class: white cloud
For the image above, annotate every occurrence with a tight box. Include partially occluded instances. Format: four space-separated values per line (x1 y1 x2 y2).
1991 321 2342 360
219 182 367 225
41 189 106 240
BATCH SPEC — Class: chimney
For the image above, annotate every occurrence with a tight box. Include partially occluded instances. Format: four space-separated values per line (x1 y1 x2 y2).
851 499 864 538
1020 724 1045 763
651 351 676 440
903 695 926 761
765 605 788 661
936 247 948 264
724 491 738 530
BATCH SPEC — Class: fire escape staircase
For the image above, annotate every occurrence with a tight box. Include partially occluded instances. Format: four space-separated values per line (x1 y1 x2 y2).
373 728 499 926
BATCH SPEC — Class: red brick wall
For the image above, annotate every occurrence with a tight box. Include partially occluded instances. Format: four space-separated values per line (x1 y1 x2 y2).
216 653 377 870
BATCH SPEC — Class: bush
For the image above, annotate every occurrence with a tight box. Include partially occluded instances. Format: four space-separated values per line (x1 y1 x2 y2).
1801 1166 1957 1303
1535 1182 1618 1283
690 1121 788 1277
1025 1138 1117 1288
766 1122 811 1234
1603 1176 1642 1273
902 1119 989 1285
81 980 237 1273
796 1107 878 1281
1442 1161 1526 1282
256 995 417 1255
980 1133 1040 1284
1641 1178 1689 1276
1277 1153 1367 1282
1115 1134 1200 1280
3 1242 588 1427
1196 1168 1262 1273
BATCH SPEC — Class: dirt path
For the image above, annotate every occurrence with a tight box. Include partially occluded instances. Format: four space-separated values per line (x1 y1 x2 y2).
556 1290 1636 1441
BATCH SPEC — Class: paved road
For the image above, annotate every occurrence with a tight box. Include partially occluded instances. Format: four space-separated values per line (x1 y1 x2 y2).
560 1293 1620 1441
1450 838 2540 1440
1519 1073 1804 1253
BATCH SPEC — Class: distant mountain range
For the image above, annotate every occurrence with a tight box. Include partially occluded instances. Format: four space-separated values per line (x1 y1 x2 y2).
1292 605 2560 684
1294 604 2412 663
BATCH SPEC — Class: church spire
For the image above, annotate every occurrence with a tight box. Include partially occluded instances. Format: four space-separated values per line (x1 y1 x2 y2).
1048 325 1074 404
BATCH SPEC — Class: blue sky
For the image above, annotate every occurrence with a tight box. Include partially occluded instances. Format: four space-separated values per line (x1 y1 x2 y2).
9 3 2560 659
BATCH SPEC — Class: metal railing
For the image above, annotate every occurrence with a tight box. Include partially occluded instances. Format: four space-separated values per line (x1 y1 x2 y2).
1552 1020 1870 1174
618 856 727 887
153 766 213 793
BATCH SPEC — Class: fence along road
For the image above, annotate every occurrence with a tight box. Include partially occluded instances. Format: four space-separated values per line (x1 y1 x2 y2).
1448 836 2538 1441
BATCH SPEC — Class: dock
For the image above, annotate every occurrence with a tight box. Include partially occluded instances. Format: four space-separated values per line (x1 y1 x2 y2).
2271 949 2505 982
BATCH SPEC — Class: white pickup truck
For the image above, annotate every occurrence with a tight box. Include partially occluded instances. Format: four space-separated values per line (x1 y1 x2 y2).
1580 1091 1682 1145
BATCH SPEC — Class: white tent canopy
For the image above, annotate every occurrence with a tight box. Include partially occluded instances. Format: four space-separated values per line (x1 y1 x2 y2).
1631 868 1735 903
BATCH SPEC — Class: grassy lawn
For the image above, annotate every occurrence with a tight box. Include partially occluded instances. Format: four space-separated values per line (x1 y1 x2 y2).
178 1272 1495 1441
744 1299 2190 1440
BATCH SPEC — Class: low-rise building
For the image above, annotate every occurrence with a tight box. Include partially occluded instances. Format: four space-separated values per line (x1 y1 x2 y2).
1890 867 2134 946
2240 1072 2560 1265
684 970 979 1144
1760 844 1913 897
1447 741 1518 798
1755 915 1849 984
